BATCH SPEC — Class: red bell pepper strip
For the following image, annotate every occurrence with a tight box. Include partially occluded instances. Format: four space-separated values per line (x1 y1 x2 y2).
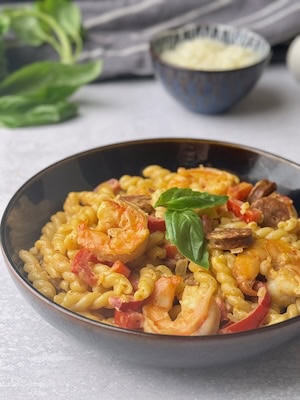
109 295 144 312
110 260 131 278
219 286 271 334
227 182 253 201
114 310 144 330
147 215 166 232
71 248 98 286
227 198 263 224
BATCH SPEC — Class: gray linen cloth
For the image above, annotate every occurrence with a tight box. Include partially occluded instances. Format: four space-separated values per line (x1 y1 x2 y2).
4 0 300 79
77 0 300 79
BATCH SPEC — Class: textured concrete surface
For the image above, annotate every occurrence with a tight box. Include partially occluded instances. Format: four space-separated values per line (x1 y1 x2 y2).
1 65 300 400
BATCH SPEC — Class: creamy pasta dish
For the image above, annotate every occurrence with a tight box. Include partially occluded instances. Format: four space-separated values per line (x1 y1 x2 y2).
20 165 300 335
161 38 260 70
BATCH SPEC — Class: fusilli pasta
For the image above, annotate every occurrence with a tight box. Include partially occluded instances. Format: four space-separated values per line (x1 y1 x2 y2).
19 164 300 336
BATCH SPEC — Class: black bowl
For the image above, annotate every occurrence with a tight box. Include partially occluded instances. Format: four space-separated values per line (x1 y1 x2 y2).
150 24 271 114
1 138 300 368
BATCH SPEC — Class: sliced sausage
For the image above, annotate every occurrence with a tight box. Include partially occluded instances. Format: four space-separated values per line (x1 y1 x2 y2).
247 179 277 204
119 195 154 214
201 215 219 236
251 195 297 227
207 228 253 250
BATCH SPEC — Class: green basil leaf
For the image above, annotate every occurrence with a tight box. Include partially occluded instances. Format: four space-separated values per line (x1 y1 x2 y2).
2 6 74 63
0 100 77 128
54 2 81 44
165 209 209 268
0 92 77 111
36 0 81 40
0 40 8 82
0 60 102 96
0 14 10 80
155 187 228 210
0 95 42 112
35 0 82 55
6 10 47 46
0 14 10 35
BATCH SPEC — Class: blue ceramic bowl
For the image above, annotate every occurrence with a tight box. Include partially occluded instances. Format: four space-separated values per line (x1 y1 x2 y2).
150 24 271 114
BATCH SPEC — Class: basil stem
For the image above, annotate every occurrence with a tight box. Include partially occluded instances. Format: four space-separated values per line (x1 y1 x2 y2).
5 8 73 63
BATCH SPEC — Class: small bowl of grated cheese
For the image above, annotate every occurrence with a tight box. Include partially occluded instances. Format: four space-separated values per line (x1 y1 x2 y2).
150 24 271 114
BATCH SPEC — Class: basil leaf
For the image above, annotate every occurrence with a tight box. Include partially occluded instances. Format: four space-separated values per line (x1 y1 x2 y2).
6 9 48 46
165 209 209 268
0 95 43 112
0 2 102 128
155 187 228 210
0 100 77 128
0 60 101 96
0 14 10 81
36 0 81 41
0 14 10 35
0 41 7 81
0 93 78 111
36 0 82 56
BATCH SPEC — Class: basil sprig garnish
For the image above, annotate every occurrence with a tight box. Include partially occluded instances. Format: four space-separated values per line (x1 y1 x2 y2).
154 188 228 268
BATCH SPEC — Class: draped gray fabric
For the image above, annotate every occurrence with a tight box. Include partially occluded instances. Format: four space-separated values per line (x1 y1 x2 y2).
5 0 300 79
77 0 300 79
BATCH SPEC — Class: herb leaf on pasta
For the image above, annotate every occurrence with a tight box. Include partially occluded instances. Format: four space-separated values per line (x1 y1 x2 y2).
155 187 228 268
165 209 209 268
155 187 228 210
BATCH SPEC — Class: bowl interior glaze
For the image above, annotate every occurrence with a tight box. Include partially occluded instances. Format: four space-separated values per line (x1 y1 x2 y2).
1 138 300 368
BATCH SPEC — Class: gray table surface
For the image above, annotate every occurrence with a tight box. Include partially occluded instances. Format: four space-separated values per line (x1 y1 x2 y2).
1 64 300 400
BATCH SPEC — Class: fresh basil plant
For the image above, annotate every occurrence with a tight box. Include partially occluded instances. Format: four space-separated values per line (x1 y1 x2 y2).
0 0 102 128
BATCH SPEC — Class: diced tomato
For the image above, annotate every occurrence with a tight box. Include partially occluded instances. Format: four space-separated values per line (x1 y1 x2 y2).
114 310 144 330
164 243 179 259
227 182 253 201
147 215 166 232
219 286 271 334
109 295 144 312
71 248 98 286
227 198 263 223
110 260 131 277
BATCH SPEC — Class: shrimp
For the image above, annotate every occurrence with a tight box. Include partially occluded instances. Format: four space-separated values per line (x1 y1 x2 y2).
143 276 220 335
77 199 150 263
166 166 239 195
233 239 300 305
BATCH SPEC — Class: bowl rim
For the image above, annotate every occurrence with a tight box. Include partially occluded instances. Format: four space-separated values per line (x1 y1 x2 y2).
1 137 300 342
149 22 272 74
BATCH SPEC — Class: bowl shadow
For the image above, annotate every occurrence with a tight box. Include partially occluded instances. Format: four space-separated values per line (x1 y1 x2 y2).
230 85 284 115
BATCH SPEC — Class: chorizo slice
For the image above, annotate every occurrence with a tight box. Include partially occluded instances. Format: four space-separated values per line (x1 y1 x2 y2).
251 194 297 228
201 215 219 236
247 179 277 204
207 228 253 250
